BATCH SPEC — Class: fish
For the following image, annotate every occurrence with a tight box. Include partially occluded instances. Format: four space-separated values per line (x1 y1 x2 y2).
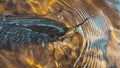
0 15 88 49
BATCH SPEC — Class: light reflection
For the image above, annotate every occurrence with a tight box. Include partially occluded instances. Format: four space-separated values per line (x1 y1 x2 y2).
0 0 119 68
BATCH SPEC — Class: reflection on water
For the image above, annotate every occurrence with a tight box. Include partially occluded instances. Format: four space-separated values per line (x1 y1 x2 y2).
0 0 120 68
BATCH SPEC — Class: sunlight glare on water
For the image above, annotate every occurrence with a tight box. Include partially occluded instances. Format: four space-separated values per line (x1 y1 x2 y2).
0 0 120 68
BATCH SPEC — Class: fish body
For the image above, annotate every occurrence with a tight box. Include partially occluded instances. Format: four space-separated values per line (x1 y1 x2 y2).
0 17 68 48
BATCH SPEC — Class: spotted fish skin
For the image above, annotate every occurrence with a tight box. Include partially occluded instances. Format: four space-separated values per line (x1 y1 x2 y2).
0 26 49 48
0 17 68 36
0 17 69 49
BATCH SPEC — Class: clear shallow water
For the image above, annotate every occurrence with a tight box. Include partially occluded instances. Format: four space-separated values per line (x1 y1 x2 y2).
0 0 120 68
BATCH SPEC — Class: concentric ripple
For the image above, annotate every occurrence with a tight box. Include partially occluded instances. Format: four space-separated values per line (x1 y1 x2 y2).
0 0 120 68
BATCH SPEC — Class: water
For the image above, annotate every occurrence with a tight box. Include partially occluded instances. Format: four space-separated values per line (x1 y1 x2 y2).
0 0 120 68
